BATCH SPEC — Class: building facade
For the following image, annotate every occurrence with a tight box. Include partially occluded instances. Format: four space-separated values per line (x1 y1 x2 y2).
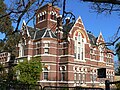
17 4 115 87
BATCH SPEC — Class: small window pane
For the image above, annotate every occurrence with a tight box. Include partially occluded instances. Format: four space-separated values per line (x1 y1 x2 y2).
44 48 49 54
44 72 48 80
45 43 49 47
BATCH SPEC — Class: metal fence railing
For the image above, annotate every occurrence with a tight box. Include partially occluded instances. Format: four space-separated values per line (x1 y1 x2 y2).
0 82 42 90
43 86 104 90
0 82 106 90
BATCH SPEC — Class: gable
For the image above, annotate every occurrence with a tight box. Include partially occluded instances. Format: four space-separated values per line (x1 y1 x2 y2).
97 32 105 44
70 17 90 43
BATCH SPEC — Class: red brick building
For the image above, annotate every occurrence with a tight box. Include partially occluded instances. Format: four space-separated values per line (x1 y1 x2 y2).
17 4 115 87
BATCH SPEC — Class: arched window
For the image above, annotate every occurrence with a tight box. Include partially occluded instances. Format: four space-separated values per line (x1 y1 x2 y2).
74 32 85 61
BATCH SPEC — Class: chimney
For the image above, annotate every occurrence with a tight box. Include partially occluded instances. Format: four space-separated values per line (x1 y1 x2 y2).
57 15 62 29
65 17 70 25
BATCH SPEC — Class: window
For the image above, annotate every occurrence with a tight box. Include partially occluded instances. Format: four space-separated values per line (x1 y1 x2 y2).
51 14 54 20
78 54 80 59
36 43 41 55
63 49 66 55
110 76 113 82
50 12 57 20
44 72 48 80
44 48 49 54
60 66 66 81
38 11 46 22
36 49 40 54
74 32 85 61
82 73 86 83
74 73 77 81
37 43 41 47
19 44 24 57
45 43 49 47
78 34 81 41
43 67 48 80
43 14 46 20
74 53 76 59
39 16 42 21
79 73 82 84
51 12 57 20
44 43 49 54
99 47 104 61
81 48 83 60
61 72 65 81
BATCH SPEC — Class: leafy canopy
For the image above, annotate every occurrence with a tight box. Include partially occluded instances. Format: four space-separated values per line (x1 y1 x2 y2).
0 0 20 54
14 56 42 84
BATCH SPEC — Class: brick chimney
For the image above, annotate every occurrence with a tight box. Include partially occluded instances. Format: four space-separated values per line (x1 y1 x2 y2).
56 15 63 39
35 4 60 32
65 17 70 25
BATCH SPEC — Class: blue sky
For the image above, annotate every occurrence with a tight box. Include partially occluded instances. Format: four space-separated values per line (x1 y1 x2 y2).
1 0 119 61
65 0 120 61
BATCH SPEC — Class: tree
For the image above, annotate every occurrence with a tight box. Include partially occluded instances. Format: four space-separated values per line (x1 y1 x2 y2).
0 63 8 81
14 56 42 84
0 0 20 55
0 0 13 35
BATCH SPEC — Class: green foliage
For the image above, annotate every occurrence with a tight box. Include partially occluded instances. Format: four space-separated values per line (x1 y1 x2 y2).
0 0 13 35
0 0 20 55
0 63 8 81
116 83 120 90
14 56 42 84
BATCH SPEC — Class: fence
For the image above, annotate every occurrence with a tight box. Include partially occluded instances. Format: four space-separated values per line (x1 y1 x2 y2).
0 82 42 90
43 86 104 90
0 82 104 90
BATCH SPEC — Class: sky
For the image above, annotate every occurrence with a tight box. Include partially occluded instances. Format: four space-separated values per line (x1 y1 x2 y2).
1 0 120 61
65 0 120 61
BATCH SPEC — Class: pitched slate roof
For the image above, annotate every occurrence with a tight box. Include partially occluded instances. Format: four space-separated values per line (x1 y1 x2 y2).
27 23 97 45
42 29 56 38
27 26 36 39
87 32 97 45
27 26 57 40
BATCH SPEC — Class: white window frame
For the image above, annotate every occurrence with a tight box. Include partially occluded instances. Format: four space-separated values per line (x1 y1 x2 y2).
74 32 85 61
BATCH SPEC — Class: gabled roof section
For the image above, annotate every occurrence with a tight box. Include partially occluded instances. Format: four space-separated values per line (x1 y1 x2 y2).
21 20 31 37
42 29 57 38
21 20 57 40
26 27 57 40
97 32 105 44
70 16 90 43
27 26 36 39
34 28 46 39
